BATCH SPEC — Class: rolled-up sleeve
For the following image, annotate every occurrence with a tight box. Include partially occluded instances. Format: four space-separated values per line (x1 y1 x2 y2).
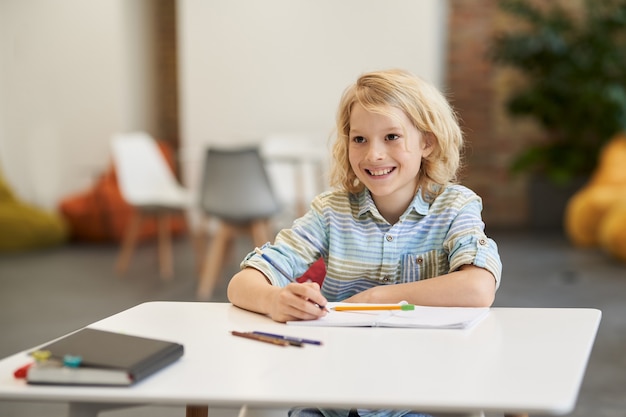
239 244 293 287
445 198 502 288
240 199 328 287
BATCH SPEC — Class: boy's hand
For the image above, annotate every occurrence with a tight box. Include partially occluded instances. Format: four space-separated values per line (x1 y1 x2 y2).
268 282 328 323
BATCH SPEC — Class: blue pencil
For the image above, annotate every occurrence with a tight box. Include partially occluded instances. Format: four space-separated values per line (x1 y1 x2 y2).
254 247 294 282
254 247 327 311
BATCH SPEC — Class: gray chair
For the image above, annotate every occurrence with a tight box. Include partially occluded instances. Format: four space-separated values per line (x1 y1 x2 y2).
196 146 281 300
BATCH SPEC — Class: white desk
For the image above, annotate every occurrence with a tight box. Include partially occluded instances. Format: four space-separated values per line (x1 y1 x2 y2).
0 302 601 417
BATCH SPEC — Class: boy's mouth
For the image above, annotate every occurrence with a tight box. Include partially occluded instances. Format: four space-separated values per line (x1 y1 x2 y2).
366 167 395 176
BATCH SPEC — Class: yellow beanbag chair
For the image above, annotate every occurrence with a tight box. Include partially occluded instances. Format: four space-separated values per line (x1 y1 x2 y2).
0 169 68 252
565 185 624 247
599 199 626 262
565 133 626 261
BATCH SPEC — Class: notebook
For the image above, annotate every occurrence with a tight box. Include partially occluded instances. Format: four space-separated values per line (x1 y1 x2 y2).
286 303 490 329
26 328 184 386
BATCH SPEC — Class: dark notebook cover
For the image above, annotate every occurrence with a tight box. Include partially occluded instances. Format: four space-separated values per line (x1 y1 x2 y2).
27 328 184 386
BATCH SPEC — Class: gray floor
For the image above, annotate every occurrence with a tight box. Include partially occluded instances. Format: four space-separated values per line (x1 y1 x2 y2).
0 230 625 417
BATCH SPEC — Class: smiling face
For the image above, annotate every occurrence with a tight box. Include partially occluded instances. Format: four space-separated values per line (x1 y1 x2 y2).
348 103 432 221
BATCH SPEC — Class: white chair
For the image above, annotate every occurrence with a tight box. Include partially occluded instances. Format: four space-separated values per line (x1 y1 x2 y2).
111 132 191 280
261 133 328 218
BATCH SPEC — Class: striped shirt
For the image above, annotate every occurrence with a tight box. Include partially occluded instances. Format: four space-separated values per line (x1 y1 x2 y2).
241 184 502 301
242 185 501 417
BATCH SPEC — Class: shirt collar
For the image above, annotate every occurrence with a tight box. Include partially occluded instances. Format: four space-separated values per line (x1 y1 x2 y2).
356 190 377 218
412 189 430 216
356 189 430 218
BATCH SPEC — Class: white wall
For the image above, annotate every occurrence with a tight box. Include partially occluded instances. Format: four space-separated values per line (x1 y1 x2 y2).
0 0 447 213
0 0 157 210
177 0 448 220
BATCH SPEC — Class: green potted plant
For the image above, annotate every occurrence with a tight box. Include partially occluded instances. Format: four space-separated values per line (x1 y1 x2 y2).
489 0 626 185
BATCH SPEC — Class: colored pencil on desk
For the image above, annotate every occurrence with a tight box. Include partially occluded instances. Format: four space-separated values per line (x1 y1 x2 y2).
332 304 416 311
252 331 323 346
231 331 302 347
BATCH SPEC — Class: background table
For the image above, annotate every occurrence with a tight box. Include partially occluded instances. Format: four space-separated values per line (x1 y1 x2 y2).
0 302 601 417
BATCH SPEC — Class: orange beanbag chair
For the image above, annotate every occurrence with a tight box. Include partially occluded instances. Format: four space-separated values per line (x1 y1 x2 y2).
58 140 187 243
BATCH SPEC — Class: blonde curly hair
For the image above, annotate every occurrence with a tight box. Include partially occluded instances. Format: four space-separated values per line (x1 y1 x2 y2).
329 69 464 202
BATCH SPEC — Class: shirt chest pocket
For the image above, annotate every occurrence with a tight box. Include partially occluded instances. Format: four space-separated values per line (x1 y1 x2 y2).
400 250 448 282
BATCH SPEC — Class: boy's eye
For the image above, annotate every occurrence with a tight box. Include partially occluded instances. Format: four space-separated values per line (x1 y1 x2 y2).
385 134 400 141
352 136 366 143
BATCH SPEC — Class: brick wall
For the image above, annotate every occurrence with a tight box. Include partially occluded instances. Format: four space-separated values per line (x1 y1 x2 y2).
154 0 179 150
447 0 533 229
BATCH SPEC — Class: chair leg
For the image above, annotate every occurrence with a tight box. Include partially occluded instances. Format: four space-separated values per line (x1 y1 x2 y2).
250 219 273 247
192 217 210 274
197 223 234 300
186 405 208 417
115 211 143 276
294 164 307 217
157 213 173 280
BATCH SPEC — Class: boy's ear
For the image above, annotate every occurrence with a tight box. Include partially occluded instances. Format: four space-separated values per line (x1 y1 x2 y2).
422 133 435 157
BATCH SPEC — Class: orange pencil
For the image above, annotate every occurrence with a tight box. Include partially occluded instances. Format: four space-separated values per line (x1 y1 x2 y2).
332 304 415 311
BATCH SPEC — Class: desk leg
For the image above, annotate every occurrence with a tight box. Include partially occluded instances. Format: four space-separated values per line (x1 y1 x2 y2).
68 402 142 417
186 405 208 417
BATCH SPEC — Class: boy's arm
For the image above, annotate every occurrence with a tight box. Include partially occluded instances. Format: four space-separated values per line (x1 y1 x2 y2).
342 264 496 307
227 267 328 323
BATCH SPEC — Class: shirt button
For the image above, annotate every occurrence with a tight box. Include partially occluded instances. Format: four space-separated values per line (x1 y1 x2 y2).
478 238 488 246
382 275 391 282
416 256 423 265
386 235 393 242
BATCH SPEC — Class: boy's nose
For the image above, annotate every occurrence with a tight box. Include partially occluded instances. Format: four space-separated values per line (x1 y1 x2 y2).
365 142 385 160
